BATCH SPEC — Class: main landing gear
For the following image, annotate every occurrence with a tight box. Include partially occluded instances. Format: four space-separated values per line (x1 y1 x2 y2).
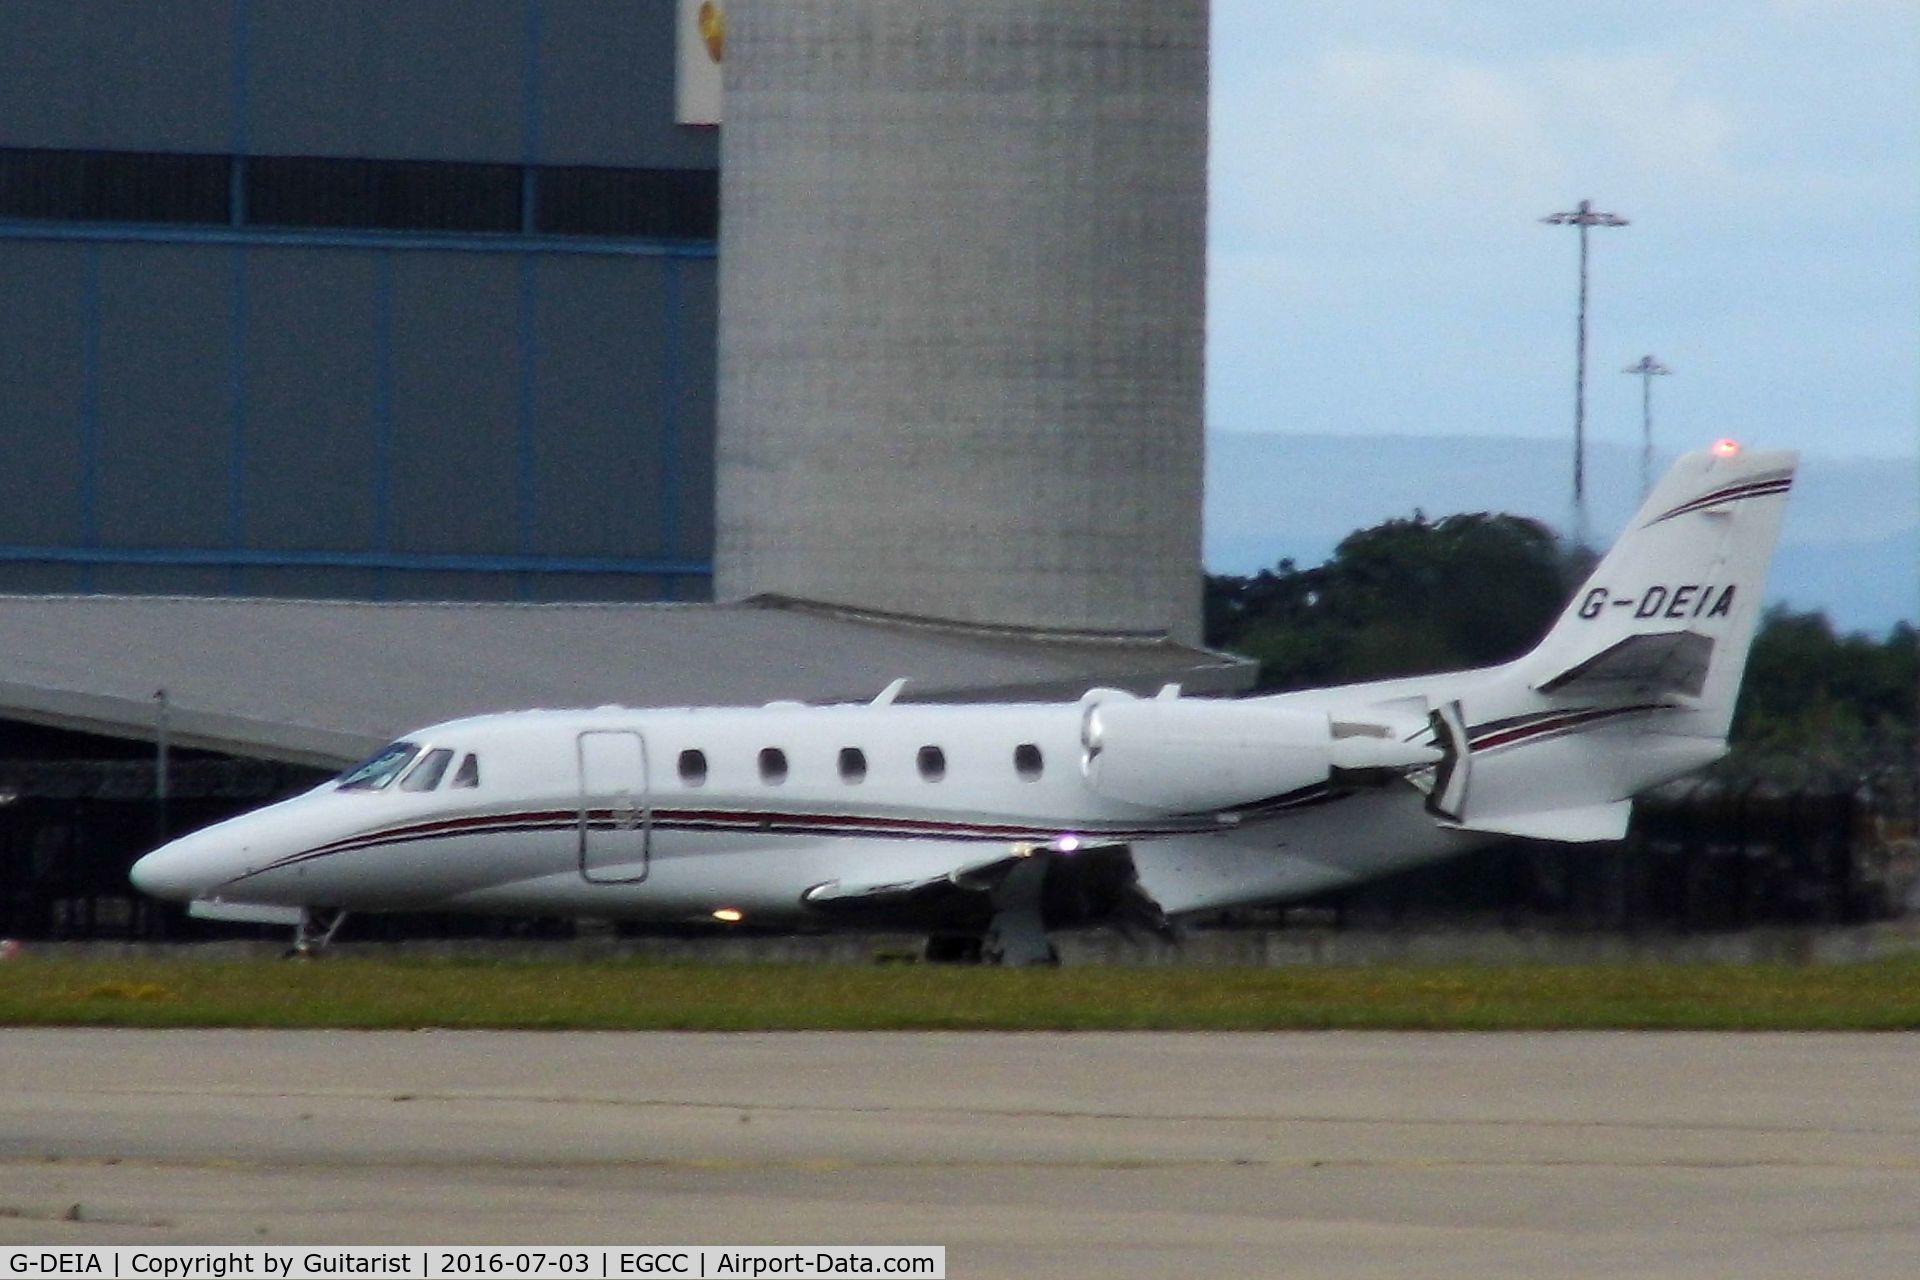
981 855 1059 966
923 856 1061 967
285 907 348 959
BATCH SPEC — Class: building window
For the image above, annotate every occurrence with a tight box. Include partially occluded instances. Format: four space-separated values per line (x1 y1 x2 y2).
247 155 520 233
758 747 788 785
838 747 867 784
917 745 946 782
0 146 719 243
678 749 708 787
0 147 227 225
536 166 719 239
1014 743 1044 781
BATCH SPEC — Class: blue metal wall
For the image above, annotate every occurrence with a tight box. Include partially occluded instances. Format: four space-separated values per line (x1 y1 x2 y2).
0 1 717 602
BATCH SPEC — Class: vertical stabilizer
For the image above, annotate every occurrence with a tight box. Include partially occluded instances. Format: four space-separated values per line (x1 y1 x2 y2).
1520 443 1797 740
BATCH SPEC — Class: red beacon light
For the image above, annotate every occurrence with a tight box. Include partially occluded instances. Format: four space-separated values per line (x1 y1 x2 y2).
1712 438 1741 458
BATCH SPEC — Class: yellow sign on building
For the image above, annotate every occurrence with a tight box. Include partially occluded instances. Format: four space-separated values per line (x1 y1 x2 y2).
677 0 724 124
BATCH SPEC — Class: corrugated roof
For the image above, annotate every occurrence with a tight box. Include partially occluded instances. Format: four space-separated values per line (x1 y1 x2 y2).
0 594 1253 766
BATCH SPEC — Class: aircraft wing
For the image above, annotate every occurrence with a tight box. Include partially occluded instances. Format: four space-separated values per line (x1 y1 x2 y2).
803 850 1024 911
801 842 1168 936
187 899 304 925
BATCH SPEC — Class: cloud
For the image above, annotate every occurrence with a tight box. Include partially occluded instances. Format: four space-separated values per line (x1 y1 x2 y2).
1539 51 1736 177
1205 5 1920 460
1214 45 1736 247
1770 0 1914 17
1314 48 1558 192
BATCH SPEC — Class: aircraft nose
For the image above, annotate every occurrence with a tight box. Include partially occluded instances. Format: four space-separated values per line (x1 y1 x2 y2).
130 832 229 902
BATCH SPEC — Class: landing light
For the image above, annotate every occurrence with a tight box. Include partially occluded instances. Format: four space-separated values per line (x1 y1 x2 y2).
712 907 744 924
1053 835 1083 854
1712 438 1741 458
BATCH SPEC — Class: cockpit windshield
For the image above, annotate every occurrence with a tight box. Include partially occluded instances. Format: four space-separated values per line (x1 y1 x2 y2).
399 747 454 792
336 741 421 791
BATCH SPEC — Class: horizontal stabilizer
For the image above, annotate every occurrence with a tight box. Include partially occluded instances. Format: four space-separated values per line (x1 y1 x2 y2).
188 899 304 925
1444 801 1632 844
1534 630 1713 698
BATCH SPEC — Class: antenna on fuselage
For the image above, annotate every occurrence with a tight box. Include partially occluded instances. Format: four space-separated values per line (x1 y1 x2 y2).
871 677 910 707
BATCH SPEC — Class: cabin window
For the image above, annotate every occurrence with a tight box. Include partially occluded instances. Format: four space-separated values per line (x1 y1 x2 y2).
759 747 788 785
399 747 454 792
336 741 420 791
838 747 867 783
1014 743 1044 781
679 748 708 787
450 753 480 789
917 745 946 782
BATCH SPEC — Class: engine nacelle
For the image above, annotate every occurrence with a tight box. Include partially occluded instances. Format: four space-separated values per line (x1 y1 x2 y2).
1080 696 1441 812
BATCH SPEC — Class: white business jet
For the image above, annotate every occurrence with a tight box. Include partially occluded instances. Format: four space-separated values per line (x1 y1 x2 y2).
133 443 1794 962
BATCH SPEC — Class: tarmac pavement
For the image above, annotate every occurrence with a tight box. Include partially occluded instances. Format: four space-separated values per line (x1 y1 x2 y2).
3 1029 1917 1278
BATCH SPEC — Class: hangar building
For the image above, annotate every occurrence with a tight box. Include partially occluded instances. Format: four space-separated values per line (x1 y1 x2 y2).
0 0 718 603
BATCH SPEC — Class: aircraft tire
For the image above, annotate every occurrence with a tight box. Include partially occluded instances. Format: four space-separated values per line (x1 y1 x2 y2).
923 934 984 965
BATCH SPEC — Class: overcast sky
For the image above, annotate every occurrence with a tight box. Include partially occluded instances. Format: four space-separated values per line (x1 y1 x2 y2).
1206 0 1920 461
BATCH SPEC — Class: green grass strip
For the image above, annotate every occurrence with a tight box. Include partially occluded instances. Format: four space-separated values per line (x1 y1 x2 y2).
2 953 1919 1031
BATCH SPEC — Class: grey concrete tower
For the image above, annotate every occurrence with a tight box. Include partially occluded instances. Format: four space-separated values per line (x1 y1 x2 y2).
715 0 1208 641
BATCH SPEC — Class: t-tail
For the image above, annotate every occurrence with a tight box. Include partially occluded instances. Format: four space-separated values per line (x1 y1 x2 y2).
1522 439 1795 737
1417 440 1796 843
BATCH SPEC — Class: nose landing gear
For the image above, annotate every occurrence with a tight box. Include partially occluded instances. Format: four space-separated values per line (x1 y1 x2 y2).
285 907 349 959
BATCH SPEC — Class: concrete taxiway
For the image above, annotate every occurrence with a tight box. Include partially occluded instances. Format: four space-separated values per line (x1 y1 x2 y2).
3 1029 1917 1278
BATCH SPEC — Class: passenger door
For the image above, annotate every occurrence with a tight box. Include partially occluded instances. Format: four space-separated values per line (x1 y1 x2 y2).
577 730 650 884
